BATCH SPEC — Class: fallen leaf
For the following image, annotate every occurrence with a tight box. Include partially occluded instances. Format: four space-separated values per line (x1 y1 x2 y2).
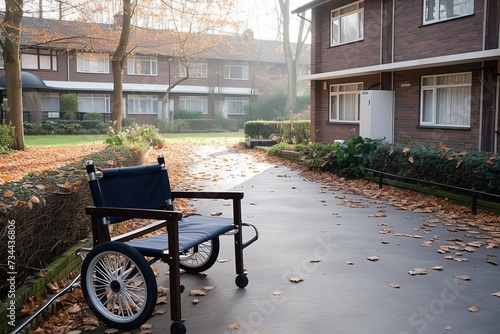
468 304 479 312
387 283 400 288
310 259 321 263
491 292 500 297
408 268 427 275
367 256 379 262
192 299 200 305
443 324 452 330
272 291 283 296
202 286 216 291
211 211 223 216
289 277 304 283
486 258 498 265
432 266 444 271
3 190 14 197
104 329 119 334
226 322 240 330
454 275 471 281
345 261 354 265
189 290 207 296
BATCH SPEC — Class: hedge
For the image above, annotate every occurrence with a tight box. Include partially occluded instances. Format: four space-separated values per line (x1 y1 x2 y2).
370 144 500 194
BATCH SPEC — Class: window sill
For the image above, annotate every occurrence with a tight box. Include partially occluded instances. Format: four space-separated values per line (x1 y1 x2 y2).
327 121 359 125
417 125 471 131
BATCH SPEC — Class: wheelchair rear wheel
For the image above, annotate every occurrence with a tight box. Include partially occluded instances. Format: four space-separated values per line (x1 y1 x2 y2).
81 242 157 330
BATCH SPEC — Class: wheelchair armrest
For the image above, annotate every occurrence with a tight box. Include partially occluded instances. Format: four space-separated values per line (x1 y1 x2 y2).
86 206 183 246
86 206 183 221
171 191 244 200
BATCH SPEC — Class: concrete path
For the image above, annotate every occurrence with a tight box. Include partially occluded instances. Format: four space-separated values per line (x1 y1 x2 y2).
89 146 500 334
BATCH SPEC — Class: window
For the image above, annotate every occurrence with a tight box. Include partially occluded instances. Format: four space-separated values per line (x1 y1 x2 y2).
128 95 158 114
424 0 473 24
224 97 249 115
420 73 471 127
331 2 364 46
77 53 110 73
78 94 110 113
224 63 249 80
127 56 157 76
42 93 60 118
179 96 208 114
21 49 58 71
180 60 208 78
329 83 363 122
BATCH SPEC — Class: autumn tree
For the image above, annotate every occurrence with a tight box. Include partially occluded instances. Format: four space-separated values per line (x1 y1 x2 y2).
155 0 238 124
111 0 135 132
277 0 310 113
0 0 24 150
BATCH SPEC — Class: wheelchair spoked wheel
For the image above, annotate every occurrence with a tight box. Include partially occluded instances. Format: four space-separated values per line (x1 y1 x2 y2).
81 242 157 330
179 237 220 273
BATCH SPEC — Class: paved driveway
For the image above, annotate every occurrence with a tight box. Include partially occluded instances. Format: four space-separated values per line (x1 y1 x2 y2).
89 146 500 334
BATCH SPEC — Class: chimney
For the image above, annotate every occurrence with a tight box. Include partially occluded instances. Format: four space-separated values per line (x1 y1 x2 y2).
114 13 123 27
243 29 254 41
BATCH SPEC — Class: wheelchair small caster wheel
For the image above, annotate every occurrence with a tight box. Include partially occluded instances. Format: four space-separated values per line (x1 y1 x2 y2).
235 274 248 288
170 320 186 334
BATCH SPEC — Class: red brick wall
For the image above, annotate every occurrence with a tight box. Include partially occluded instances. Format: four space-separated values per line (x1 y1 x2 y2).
393 2 484 62
312 1 382 74
393 64 482 150
311 74 380 143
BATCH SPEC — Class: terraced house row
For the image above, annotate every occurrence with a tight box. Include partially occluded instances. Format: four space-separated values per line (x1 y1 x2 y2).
0 15 310 126
294 0 500 152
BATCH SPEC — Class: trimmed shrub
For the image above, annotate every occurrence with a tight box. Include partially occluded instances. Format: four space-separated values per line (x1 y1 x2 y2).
82 112 104 121
0 123 15 153
174 110 203 120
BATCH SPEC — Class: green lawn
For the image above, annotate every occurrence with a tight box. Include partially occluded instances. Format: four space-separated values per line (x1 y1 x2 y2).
25 132 245 146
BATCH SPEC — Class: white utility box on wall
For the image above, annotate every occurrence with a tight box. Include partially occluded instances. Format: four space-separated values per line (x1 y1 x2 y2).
359 90 395 143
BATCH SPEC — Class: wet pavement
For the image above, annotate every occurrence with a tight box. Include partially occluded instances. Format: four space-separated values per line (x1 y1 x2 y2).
88 145 500 334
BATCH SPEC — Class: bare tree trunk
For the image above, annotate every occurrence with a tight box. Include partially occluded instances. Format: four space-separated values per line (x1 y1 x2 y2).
278 0 310 115
3 0 24 150
111 0 133 133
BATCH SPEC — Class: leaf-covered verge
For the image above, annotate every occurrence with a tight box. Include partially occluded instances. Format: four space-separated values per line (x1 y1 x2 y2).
270 136 500 196
0 146 147 301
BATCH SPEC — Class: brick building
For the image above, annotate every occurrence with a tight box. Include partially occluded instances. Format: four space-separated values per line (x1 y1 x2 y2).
293 0 500 152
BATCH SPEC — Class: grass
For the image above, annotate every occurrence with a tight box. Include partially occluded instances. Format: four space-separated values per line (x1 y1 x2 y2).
25 132 245 146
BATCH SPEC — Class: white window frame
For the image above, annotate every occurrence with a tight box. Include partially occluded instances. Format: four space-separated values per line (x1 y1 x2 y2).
329 82 363 122
423 0 474 24
224 63 249 80
77 53 110 74
21 49 58 71
128 95 158 114
420 72 471 128
330 1 364 47
78 93 111 113
179 60 208 78
41 92 60 112
127 56 158 76
224 97 249 115
179 96 208 114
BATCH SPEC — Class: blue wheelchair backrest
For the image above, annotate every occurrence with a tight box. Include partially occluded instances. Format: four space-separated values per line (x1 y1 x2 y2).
86 156 173 224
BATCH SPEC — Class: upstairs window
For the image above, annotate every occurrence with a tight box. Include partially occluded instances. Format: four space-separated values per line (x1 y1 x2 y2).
180 60 208 78
420 73 471 127
77 53 109 74
21 49 58 71
127 56 157 76
424 0 474 24
224 63 249 80
331 2 364 47
329 83 363 122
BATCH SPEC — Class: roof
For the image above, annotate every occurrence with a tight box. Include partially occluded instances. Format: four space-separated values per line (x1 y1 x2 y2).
17 16 310 65
291 0 331 14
